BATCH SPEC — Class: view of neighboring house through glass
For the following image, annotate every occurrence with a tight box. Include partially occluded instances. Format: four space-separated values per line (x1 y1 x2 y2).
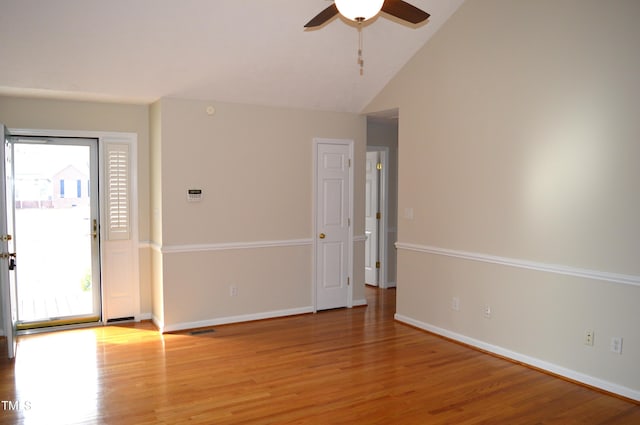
13 142 95 324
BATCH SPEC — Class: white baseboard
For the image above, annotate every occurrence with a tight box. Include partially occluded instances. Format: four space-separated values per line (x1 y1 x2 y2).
161 306 314 333
137 313 152 321
395 313 640 402
352 298 368 307
151 315 164 332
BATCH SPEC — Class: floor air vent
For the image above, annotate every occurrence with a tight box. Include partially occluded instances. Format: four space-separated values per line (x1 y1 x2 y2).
107 316 135 323
190 329 216 335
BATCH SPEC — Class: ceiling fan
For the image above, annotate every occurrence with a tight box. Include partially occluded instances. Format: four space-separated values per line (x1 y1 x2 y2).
304 0 430 28
304 0 430 75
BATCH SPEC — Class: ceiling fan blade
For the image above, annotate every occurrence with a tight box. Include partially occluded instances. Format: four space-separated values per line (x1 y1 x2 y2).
381 0 430 24
304 3 339 28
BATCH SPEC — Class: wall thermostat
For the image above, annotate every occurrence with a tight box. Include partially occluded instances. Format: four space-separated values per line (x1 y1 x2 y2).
187 189 203 202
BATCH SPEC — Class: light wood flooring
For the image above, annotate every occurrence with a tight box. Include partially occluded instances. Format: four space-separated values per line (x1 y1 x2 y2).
0 286 638 424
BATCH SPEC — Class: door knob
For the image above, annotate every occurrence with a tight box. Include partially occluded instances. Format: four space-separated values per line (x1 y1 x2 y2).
319 233 326 239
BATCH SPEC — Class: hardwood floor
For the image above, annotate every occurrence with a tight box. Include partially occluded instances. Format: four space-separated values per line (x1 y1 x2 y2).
0 286 638 424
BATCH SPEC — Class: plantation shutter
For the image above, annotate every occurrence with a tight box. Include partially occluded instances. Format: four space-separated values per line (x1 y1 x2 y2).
100 132 139 322
106 142 130 240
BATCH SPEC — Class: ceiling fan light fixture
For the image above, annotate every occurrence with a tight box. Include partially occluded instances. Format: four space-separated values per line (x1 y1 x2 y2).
335 0 385 22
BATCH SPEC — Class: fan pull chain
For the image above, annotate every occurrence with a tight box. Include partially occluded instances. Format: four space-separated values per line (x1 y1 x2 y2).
357 24 364 75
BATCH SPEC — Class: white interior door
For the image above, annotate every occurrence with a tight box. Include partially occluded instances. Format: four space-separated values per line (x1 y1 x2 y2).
365 151 380 286
0 124 18 358
315 140 352 310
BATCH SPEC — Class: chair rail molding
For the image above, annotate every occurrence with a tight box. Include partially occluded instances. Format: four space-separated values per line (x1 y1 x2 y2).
395 242 640 287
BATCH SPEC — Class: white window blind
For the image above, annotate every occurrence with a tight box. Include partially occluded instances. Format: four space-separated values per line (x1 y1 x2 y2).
106 142 130 240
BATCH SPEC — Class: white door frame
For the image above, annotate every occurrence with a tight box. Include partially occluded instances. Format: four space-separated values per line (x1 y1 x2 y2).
364 150 380 286
0 124 18 356
8 127 140 323
312 138 354 312
366 146 389 289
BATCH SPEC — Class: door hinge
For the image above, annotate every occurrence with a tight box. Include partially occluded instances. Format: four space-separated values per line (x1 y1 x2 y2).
376 261 381 269
348 158 351 168
376 162 382 171
376 212 381 220
348 218 351 227
347 277 350 286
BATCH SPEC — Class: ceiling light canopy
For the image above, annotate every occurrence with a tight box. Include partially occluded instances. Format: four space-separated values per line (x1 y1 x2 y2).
335 0 385 22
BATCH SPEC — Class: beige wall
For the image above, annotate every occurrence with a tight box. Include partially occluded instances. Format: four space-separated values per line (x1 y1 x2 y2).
154 98 366 329
149 101 163 245
0 95 153 317
365 0 640 397
149 101 164 324
0 94 367 331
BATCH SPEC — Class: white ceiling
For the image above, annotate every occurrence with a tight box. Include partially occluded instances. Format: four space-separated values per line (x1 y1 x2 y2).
0 0 463 113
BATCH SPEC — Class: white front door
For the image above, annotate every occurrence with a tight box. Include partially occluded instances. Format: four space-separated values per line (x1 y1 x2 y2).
7 129 140 326
0 124 18 358
365 151 380 286
315 140 352 310
10 138 102 330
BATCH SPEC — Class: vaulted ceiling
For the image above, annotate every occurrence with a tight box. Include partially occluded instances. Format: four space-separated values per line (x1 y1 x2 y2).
0 0 463 112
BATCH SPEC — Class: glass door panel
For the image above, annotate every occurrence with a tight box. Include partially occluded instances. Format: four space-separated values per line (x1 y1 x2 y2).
12 138 100 330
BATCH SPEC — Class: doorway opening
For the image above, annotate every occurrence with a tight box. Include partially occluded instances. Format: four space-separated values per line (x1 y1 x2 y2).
365 111 399 289
11 137 101 331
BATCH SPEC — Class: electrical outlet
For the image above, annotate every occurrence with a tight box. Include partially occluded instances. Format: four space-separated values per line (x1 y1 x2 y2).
451 297 460 311
229 285 238 297
610 337 623 354
483 305 491 319
584 330 594 346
